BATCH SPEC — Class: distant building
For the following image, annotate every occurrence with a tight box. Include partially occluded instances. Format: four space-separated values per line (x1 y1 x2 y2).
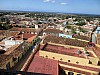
43 28 63 37
96 26 100 34
59 34 72 39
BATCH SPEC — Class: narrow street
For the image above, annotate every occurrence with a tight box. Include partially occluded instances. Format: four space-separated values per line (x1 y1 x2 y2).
11 39 42 71
11 50 32 71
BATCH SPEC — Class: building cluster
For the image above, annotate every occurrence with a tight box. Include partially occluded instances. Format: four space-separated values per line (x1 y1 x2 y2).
0 27 40 70
0 12 100 75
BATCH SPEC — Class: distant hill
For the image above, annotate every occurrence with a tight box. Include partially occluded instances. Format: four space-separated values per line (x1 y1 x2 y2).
0 9 100 17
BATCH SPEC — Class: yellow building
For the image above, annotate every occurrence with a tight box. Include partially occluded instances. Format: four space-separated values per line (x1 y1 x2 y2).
0 55 13 70
37 43 100 75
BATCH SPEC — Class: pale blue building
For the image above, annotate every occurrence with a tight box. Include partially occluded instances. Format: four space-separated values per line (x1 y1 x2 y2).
59 34 72 38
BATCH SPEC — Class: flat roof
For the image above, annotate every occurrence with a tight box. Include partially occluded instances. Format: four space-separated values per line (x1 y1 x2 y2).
40 43 94 58
27 56 59 75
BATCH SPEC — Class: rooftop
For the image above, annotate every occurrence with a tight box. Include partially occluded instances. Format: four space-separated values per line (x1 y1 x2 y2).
60 61 100 72
44 28 63 34
0 54 12 67
27 56 59 75
4 44 20 55
73 34 90 41
13 33 37 42
43 35 89 47
93 46 100 60
40 43 94 58
97 34 100 45
9 27 37 33
11 42 28 58
61 66 96 75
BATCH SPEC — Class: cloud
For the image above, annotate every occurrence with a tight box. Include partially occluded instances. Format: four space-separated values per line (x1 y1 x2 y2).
43 0 55 3
60 2 68 5
43 0 51 2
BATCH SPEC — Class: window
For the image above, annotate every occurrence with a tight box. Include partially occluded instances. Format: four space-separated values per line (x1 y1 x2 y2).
76 61 79 64
68 60 70 62
89 60 92 64
60 58 63 61
68 72 74 75
53 57 55 59
46 55 48 58
40 56 44 58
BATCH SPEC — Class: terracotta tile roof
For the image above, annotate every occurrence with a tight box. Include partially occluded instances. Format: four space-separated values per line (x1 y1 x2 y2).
97 34 100 45
93 46 100 59
27 56 59 75
85 46 100 60
9 27 36 33
43 35 89 47
4 44 20 55
27 35 37 42
40 43 94 58
59 61 100 72
0 30 6 40
73 34 91 41
0 30 19 38
0 35 5 41
13 33 36 42
44 28 63 34
0 54 12 66
61 66 95 75
0 30 6 34
11 42 28 58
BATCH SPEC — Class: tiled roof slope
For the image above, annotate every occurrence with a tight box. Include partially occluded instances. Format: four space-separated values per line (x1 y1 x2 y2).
73 34 91 41
43 35 89 47
27 56 59 75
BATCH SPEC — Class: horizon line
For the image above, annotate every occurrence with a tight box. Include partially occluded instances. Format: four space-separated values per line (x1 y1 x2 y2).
0 9 100 16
